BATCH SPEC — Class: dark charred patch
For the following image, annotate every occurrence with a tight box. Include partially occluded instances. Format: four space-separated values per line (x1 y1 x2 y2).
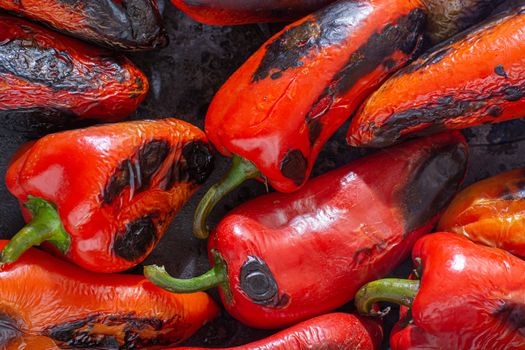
400 142 468 232
0 313 20 348
500 184 525 201
404 47 454 74
486 105 504 118
114 216 157 262
240 256 282 307
383 58 397 70
495 64 509 78
103 160 132 204
137 140 170 191
453 0 507 38
493 300 525 336
0 107 75 137
504 86 524 102
280 149 307 186
181 140 214 185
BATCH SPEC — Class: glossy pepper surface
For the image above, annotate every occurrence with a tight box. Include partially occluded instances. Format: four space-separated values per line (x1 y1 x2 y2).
146 132 468 329
0 14 148 135
194 0 426 238
438 168 525 258
0 0 168 51
356 232 525 350
348 5 525 148
2 118 214 273
0 240 219 349
175 313 383 350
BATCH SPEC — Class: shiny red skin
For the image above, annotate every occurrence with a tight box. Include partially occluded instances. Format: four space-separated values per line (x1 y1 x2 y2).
0 14 148 124
206 0 426 192
391 232 525 350
208 132 467 329
6 119 213 273
176 313 383 350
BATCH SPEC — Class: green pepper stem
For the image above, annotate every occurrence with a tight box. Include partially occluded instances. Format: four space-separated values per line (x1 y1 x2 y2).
355 278 421 316
0 196 71 264
193 154 260 239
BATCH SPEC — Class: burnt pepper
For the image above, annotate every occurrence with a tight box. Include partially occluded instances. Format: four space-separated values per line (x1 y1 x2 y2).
356 232 525 350
194 0 427 238
0 0 168 51
0 14 149 135
1 118 214 273
145 132 467 329
0 240 219 349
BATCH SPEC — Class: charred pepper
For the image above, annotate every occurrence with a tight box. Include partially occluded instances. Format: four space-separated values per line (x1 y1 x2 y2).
0 14 148 135
356 232 525 350
194 0 427 238
0 240 219 349
1 118 214 273
0 0 168 51
146 132 467 329
348 5 525 148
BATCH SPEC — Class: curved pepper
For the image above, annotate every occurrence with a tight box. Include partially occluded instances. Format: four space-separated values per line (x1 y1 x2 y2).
146 132 468 329
438 168 525 258
194 0 427 238
176 313 382 350
0 14 148 135
2 118 214 273
356 232 525 350
0 240 219 349
0 0 168 51
348 5 525 148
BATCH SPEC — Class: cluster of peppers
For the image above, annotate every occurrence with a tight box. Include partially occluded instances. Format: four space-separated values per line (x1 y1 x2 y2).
2 0 525 349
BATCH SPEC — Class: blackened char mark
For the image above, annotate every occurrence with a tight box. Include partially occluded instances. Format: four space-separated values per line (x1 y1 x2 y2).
493 300 525 336
0 313 20 348
400 142 467 233
252 1 374 82
280 149 307 186
167 140 214 188
403 47 454 74
0 107 75 137
114 216 157 262
103 160 132 204
137 140 171 191
240 256 282 307
495 64 509 78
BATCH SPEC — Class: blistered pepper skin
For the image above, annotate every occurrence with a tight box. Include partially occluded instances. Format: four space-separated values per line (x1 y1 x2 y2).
0 241 219 349
0 0 168 51
5 119 214 273
176 313 383 350
0 15 148 134
206 0 426 193
348 5 525 148
438 168 525 258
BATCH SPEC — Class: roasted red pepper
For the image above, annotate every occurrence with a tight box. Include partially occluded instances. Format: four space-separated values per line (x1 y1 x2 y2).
194 0 427 238
0 240 219 349
0 0 168 51
356 232 525 350
438 168 525 258
176 313 383 350
348 5 525 148
0 14 148 135
1 118 214 273
145 132 467 329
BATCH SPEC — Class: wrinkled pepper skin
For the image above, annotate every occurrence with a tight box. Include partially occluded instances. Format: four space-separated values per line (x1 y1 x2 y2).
438 168 525 258
170 0 336 25
0 241 219 349
348 5 525 148
146 132 468 329
4 118 214 273
176 313 383 350
357 233 525 350
0 0 168 51
0 15 148 135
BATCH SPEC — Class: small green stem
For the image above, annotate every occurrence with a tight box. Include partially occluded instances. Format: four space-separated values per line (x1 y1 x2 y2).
355 278 421 316
193 155 260 239
0 196 71 264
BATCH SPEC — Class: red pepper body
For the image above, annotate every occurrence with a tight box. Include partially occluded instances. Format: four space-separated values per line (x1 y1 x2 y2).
206 0 426 192
0 14 148 134
348 5 525 148
171 0 336 25
0 241 219 349
390 233 525 349
0 0 168 51
438 168 525 258
5 118 214 272
176 313 383 350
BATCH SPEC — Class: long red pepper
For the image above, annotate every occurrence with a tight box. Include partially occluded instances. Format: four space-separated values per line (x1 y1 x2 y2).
193 0 427 238
0 240 219 349
1 118 214 273
175 313 383 350
356 232 525 350
146 132 467 329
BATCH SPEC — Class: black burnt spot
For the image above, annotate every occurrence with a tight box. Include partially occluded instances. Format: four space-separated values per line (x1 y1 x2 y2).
487 105 504 118
504 86 524 102
495 64 509 78
404 47 454 74
280 149 307 186
103 160 132 204
137 140 171 191
181 140 214 185
0 313 20 348
493 300 525 336
240 256 280 307
114 216 157 262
